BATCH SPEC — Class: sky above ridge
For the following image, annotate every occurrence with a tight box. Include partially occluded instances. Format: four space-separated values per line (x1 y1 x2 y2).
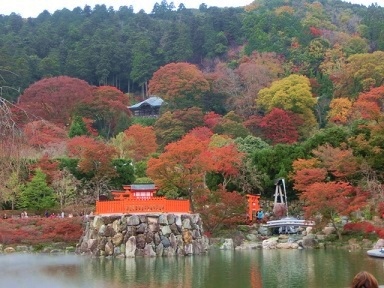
0 0 381 18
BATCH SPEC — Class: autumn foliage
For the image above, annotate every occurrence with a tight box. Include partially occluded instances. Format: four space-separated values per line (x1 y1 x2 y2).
124 124 158 162
343 221 384 239
349 86 384 122
201 143 244 188
147 132 209 200
0 217 83 245
23 120 68 148
300 182 367 229
18 76 93 126
258 108 303 144
147 129 246 197
194 186 247 234
66 136 117 178
148 62 210 104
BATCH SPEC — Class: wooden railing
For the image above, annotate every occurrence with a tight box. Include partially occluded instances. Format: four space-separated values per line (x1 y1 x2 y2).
95 197 191 215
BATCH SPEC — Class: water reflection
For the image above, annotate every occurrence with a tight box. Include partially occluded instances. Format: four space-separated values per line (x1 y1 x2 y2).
1 249 383 288
0 254 86 288
259 249 384 288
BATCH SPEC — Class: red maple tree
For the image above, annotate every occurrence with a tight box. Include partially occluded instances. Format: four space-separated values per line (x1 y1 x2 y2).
17 76 93 126
23 120 68 148
194 186 247 234
258 108 303 144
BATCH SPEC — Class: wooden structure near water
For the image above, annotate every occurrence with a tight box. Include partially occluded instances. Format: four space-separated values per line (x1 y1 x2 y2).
247 194 261 221
95 184 191 215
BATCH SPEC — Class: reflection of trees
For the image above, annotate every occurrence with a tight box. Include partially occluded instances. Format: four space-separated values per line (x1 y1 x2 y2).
83 254 212 288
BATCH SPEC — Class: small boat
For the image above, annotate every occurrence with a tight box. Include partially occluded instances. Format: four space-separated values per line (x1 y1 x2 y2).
367 248 384 258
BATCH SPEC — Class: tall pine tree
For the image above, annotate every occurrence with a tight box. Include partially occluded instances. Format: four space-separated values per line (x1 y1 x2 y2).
18 169 56 212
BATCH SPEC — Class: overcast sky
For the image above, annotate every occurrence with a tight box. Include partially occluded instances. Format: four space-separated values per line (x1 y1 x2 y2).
0 0 381 18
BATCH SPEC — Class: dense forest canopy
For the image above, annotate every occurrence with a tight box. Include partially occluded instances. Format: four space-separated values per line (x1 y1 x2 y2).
1 0 384 229
1 0 382 101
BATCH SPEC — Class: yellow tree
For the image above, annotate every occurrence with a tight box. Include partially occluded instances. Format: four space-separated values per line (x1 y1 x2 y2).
256 74 317 136
110 132 133 160
334 51 384 99
327 98 353 124
319 44 347 83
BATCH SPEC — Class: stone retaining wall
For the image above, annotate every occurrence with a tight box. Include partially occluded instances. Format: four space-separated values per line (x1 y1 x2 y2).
76 213 209 257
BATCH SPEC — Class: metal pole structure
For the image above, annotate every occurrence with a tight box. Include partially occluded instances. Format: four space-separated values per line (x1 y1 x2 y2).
282 178 289 217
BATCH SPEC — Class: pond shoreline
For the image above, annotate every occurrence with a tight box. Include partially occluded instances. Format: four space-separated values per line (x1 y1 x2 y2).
0 216 383 256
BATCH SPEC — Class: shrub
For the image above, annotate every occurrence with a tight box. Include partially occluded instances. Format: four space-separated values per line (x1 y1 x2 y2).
343 221 375 234
376 228 384 239
378 202 384 216
0 217 83 245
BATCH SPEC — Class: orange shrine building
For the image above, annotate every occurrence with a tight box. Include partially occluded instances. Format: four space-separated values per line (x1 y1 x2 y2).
95 184 191 215
96 183 260 220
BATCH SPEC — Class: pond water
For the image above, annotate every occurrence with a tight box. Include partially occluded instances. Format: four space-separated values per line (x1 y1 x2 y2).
1 249 384 288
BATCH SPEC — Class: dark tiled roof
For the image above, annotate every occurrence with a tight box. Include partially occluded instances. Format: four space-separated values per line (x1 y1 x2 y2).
128 96 164 109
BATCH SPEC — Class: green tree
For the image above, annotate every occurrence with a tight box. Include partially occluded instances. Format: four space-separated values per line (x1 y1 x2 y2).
68 116 88 138
154 111 185 148
109 159 135 189
18 169 57 212
235 135 270 155
130 36 156 97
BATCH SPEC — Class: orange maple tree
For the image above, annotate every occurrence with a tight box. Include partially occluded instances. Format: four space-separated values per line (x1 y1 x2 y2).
148 62 209 107
349 86 384 122
201 143 244 189
292 167 328 193
123 124 158 162
312 144 359 180
188 126 213 141
67 136 117 180
146 132 210 211
300 181 367 239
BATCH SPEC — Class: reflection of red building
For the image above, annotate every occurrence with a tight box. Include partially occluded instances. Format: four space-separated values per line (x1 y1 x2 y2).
96 184 191 214
246 194 261 221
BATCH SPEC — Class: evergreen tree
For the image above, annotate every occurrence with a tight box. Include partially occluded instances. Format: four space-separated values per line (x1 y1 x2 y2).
68 116 88 138
18 169 57 212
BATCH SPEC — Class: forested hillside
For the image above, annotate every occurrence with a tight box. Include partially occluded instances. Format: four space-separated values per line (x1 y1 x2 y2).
1 0 384 231
1 0 383 100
